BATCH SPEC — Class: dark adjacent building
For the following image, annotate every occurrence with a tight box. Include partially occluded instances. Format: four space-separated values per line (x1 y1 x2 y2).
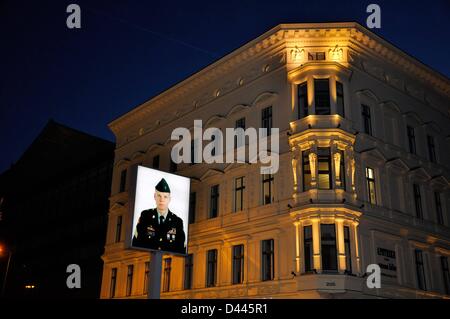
0 120 114 298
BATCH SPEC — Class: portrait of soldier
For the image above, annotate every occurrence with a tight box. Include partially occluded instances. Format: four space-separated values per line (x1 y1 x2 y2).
132 178 186 254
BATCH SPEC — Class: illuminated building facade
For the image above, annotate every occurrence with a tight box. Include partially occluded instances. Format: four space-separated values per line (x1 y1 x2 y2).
101 23 450 298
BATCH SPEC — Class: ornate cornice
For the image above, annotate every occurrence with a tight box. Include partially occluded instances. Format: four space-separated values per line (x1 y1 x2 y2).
109 22 450 139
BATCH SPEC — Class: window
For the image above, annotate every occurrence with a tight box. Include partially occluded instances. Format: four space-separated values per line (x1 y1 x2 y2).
339 150 346 189
235 117 246 149
366 167 377 204
234 177 245 212
298 82 308 118
262 174 274 205
427 135 436 163
163 258 172 292
110 268 117 298
318 148 331 189
361 104 372 135
407 126 416 154
261 106 272 136
435 192 444 225
336 81 345 117
206 249 217 287
232 245 244 284
314 79 330 115
344 226 352 273
152 155 160 169
143 262 149 293
413 184 423 219
302 150 311 191
415 249 427 290
308 52 325 60
189 192 196 224
210 185 219 218
126 265 134 296
184 254 194 290
441 256 450 295
304 226 313 272
119 169 127 192
115 215 122 243
261 239 274 281
321 224 338 272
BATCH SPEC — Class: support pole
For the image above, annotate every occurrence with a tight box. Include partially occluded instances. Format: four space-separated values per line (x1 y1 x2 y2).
148 251 163 299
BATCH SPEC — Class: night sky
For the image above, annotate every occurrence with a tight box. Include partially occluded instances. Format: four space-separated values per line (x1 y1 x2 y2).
1 0 449 173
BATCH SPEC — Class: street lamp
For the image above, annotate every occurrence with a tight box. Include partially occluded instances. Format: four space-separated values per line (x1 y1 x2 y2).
0 244 12 297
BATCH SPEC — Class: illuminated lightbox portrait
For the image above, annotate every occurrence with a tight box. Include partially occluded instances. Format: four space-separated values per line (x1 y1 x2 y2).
129 166 190 255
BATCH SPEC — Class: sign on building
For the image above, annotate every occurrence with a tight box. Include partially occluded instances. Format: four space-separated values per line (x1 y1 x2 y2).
128 166 190 255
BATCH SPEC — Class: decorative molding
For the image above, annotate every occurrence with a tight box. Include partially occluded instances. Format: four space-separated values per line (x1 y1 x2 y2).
109 22 450 145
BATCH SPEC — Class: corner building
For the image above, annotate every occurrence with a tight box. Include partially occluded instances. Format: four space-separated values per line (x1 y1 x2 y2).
101 23 450 299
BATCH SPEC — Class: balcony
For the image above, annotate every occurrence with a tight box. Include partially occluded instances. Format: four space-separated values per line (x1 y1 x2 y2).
290 115 354 136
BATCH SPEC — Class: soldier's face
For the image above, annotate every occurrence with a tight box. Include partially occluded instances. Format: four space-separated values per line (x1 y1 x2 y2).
154 191 170 211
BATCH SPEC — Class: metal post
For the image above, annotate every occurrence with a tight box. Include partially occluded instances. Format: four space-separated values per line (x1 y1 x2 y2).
148 251 163 299
1 251 12 297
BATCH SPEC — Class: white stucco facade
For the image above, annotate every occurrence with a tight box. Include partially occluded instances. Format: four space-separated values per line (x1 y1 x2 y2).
100 22 450 299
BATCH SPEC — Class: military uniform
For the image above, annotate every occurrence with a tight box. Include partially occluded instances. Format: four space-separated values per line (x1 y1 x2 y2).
132 178 186 254
132 208 186 254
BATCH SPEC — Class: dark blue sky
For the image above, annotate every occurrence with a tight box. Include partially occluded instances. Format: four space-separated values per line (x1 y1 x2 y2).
1 0 449 173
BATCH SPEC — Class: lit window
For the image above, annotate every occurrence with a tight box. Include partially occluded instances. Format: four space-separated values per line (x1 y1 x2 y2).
318 148 331 189
366 167 377 204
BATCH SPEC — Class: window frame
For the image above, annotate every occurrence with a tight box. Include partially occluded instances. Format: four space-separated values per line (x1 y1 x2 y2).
261 239 275 281
209 185 220 218
184 254 194 290
162 258 172 292
413 184 423 219
126 264 134 297
206 249 218 287
365 167 377 205
232 244 244 285
262 173 274 205
298 81 308 119
314 79 331 115
234 176 245 212
321 224 338 272
415 249 427 291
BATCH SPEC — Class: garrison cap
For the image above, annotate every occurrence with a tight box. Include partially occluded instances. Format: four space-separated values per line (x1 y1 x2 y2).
155 178 171 193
